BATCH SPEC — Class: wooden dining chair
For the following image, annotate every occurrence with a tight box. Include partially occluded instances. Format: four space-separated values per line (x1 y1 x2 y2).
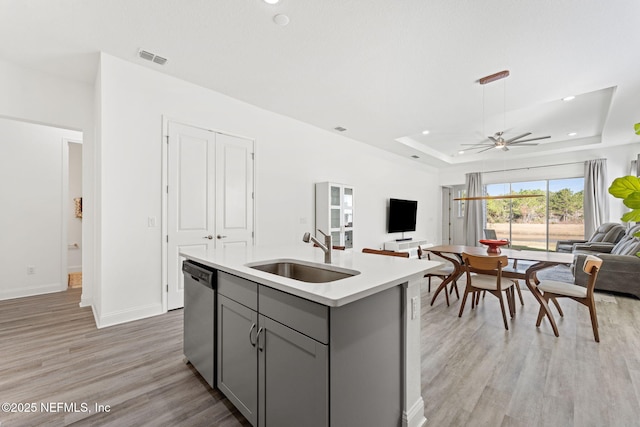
535 255 603 342
417 245 459 304
502 259 525 305
475 258 525 307
361 248 410 258
459 253 517 330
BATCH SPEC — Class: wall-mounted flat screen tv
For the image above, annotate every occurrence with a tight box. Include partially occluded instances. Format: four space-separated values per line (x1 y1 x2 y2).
387 198 417 233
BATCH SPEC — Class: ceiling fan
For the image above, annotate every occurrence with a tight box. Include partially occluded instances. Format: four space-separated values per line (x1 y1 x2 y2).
463 131 551 153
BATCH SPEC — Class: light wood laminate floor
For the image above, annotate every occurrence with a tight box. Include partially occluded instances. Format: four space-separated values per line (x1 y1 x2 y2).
421 281 640 426
1 284 639 426
0 289 249 427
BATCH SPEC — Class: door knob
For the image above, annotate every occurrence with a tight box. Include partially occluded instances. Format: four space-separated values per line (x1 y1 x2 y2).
217 235 227 239
203 235 213 240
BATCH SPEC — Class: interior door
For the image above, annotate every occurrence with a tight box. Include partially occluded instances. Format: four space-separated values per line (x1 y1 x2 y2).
166 123 254 309
167 122 216 310
215 133 254 248
441 186 452 245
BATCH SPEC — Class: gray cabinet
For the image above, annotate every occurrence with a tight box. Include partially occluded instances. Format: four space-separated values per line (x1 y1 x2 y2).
216 271 402 427
217 294 258 425
259 315 327 427
217 272 329 427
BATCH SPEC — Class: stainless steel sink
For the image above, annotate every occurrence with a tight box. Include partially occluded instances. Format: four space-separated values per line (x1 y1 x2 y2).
247 260 360 283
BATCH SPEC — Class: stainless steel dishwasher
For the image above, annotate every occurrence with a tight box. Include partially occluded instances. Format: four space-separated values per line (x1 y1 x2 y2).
183 260 216 388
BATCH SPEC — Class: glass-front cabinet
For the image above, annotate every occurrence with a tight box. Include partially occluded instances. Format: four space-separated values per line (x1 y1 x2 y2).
316 182 354 249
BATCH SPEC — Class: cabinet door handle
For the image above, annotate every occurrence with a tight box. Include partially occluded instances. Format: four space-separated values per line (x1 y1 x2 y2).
217 235 228 239
256 327 264 352
249 323 257 347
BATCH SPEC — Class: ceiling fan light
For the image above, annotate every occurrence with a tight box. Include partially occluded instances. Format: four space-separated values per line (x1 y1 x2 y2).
479 70 510 85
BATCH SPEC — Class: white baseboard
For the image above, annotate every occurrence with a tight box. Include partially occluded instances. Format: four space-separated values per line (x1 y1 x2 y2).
403 397 427 427
96 302 164 329
67 265 82 273
80 294 93 308
0 283 63 301
89 303 101 329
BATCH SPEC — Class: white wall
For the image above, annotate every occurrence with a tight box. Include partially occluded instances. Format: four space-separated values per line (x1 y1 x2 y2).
96 53 439 327
0 58 95 306
0 117 82 299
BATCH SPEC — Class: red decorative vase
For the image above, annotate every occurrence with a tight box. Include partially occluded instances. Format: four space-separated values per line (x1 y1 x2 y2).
478 239 509 254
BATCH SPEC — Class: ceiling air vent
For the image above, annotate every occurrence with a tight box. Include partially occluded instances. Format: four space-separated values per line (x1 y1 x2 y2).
411 155 420 159
152 55 167 65
138 49 168 66
334 126 347 132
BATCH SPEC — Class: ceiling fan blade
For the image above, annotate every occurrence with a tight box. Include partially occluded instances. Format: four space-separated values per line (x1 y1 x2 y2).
505 132 531 143
488 136 499 143
509 135 551 144
477 146 497 153
506 143 539 146
461 143 493 146
502 146 509 151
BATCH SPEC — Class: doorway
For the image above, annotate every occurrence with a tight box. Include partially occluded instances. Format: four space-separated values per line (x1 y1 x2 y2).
0 117 83 300
66 140 83 288
441 186 452 245
163 120 255 310
442 185 466 246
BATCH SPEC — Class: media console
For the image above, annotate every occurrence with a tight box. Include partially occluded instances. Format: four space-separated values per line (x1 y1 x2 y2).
384 239 429 257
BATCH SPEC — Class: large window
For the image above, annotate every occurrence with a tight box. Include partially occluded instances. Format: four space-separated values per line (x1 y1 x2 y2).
485 178 584 251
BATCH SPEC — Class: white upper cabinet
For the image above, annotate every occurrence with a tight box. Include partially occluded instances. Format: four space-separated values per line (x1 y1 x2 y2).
315 182 354 249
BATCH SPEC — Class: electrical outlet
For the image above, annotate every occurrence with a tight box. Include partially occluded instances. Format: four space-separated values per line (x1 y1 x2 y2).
27 265 36 275
411 296 419 319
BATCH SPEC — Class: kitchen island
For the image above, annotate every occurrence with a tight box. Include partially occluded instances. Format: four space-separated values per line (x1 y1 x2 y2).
181 244 439 427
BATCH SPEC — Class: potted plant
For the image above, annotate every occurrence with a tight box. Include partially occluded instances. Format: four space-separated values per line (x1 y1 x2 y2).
608 175 640 243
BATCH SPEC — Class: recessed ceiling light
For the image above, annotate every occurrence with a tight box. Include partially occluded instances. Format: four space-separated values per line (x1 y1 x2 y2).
273 14 290 26
458 150 465 155
421 130 430 135
264 0 280 4
562 96 575 101
411 155 420 159
334 126 347 132
568 132 578 136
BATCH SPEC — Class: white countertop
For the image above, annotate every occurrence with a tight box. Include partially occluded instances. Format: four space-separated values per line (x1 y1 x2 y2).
180 244 441 307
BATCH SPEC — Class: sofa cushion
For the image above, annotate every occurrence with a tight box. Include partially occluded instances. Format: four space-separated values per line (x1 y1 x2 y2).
589 222 626 243
555 222 625 253
574 253 640 298
612 237 640 256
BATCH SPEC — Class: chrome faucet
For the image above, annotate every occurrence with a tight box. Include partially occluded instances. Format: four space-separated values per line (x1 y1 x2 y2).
303 229 332 264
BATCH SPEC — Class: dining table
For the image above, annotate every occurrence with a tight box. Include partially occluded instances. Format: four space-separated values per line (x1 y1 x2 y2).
426 244 575 337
